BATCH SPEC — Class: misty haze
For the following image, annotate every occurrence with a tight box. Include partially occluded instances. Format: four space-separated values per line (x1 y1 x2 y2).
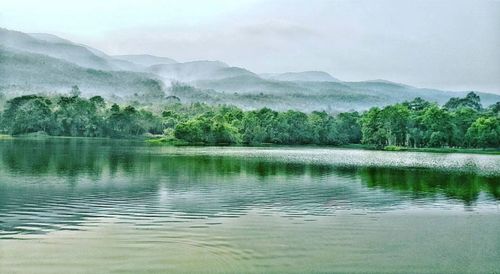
0 1 499 274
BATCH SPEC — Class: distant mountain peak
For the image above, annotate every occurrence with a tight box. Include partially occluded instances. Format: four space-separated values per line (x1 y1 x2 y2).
28 33 75 44
261 71 339 82
180 60 229 67
148 61 251 82
0 28 114 71
113 54 177 67
361 79 410 87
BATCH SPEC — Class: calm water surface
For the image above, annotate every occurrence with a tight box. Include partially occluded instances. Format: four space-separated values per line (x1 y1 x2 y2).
0 138 499 273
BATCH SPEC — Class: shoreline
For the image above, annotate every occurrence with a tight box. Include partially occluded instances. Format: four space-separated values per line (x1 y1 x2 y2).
1 135 498 155
145 136 500 155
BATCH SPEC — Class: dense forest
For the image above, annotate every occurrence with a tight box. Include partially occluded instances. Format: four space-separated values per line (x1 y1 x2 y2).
0 89 498 148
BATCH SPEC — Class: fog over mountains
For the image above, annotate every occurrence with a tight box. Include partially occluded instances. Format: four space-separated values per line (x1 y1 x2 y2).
1 28 499 111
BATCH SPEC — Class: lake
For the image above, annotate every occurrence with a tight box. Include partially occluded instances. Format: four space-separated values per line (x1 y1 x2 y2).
0 138 499 273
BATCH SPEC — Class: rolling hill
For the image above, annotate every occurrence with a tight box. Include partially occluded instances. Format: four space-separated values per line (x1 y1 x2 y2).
0 47 164 99
192 75 499 109
1 27 499 111
114 54 177 67
260 71 340 82
148 61 258 82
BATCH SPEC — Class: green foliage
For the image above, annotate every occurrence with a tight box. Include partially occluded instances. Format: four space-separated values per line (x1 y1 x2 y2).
53 95 104 136
384 145 406 151
173 109 242 145
157 104 358 145
420 105 454 147
360 107 385 148
1 95 54 135
0 92 498 148
336 112 362 144
403 97 431 111
444 92 482 111
360 94 499 148
466 117 500 148
487 102 500 114
0 95 162 138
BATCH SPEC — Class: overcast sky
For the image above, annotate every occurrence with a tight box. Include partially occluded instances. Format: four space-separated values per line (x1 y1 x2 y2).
1 0 499 93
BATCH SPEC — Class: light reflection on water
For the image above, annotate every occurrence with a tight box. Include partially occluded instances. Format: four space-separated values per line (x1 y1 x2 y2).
0 138 499 273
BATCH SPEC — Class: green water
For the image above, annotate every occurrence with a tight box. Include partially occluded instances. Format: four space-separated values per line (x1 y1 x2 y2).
0 138 499 273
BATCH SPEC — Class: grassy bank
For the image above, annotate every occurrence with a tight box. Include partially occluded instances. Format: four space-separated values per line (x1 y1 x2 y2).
382 145 500 155
145 136 189 146
0 134 13 140
145 137 500 155
2 134 498 155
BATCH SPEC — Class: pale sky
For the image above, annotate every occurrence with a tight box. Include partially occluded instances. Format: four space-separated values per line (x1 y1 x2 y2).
1 0 499 93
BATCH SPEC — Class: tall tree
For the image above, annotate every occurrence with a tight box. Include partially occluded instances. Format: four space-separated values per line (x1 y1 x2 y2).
466 117 500 148
2 96 54 135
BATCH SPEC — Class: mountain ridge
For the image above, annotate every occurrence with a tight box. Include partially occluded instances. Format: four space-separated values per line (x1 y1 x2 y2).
114 54 177 67
1 27 498 111
260 71 340 82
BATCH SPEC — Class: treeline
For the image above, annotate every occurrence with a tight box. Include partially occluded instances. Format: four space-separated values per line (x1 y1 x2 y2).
362 93 499 148
0 95 163 138
0 91 498 148
170 105 361 145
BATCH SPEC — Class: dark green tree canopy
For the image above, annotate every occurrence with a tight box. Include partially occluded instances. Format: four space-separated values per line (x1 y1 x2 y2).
0 94 498 148
444 92 482 111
